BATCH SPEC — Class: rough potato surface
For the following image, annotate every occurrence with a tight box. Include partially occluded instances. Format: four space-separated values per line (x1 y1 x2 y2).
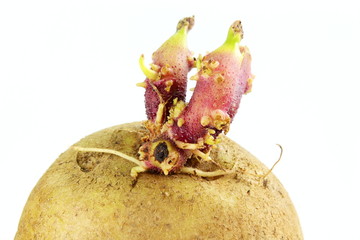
15 122 303 240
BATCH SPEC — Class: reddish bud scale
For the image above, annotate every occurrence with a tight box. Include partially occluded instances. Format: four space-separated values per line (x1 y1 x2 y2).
143 17 194 123
170 47 252 144
144 65 191 122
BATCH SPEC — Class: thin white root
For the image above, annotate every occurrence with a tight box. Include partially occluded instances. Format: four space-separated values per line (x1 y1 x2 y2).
180 167 233 178
192 149 211 161
190 149 227 171
239 144 283 179
260 144 283 179
131 166 148 178
73 146 146 168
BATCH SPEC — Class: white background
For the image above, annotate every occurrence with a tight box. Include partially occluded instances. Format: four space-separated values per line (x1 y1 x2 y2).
1 0 359 239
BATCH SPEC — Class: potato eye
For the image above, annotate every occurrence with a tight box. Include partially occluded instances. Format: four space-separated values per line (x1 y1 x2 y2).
154 142 169 163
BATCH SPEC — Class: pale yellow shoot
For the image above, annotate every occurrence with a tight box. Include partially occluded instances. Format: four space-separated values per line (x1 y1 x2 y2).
214 20 244 59
139 54 159 81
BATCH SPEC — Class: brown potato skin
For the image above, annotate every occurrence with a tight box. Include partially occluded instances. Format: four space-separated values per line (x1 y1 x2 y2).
15 122 303 240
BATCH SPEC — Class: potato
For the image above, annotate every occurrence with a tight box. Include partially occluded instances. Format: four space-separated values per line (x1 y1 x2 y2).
15 122 303 239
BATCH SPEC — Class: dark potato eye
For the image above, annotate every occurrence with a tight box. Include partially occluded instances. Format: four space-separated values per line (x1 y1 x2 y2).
154 142 169 163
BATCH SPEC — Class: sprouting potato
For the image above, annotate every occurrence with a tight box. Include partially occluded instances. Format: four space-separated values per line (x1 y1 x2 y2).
15 17 303 239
